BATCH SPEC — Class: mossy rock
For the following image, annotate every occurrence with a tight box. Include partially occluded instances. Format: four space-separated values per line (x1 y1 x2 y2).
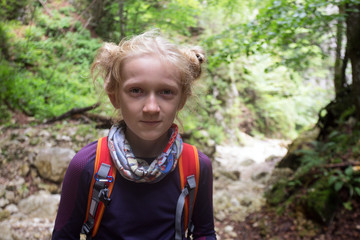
303 178 339 224
277 127 320 171
266 180 289 206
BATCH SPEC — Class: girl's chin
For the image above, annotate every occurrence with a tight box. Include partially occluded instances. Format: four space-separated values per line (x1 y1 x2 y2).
137 134 168 142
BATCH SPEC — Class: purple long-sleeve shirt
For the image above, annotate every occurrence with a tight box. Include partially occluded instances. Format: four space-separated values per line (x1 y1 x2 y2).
52 140 216 240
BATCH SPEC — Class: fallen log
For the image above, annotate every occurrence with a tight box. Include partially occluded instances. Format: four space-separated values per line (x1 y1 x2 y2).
324 161 360 169
83 112 113 129
45 102 100 124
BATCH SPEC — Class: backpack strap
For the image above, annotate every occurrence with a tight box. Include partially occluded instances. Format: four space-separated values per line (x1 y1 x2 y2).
175 143 200 240
81 137 117 239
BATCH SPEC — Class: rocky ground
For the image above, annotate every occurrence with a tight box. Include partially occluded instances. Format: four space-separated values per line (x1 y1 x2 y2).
213 132 289 239
0 120 289 240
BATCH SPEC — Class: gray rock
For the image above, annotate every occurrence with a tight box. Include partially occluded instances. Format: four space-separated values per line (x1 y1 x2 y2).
239 158 255 166
18 191 60 218
266 167 294 189
5 204 18 214
39 130 50 138
5 191 15 202
24 127 37 137
56 135 71 142
0 198 8 208
0 222 12 240
218 170 241 181
251 171 269 182
0 185 5 197
265 155 281 162
240 197 252 207
34 147 75 182
224 225 234 232
0 209 10 221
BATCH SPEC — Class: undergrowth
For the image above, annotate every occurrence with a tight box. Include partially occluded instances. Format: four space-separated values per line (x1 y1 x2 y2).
266 116 360 225
0 7 101 122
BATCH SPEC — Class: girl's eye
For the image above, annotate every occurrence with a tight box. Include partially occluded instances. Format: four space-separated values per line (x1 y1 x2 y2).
129 88 144 96
159 89 174 95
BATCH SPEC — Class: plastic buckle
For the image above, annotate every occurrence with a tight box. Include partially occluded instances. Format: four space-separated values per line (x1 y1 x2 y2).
186 175 196 190
95 173 114 183
81 222 92 235
189 224 195 234
98 188 112 206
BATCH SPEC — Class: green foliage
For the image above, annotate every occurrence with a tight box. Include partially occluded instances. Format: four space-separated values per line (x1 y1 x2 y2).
201 50 331 139
0 0 30 21
36 9 73 37
207 0 341 71
328 167 360 202
1 7 102 119
266 179 290 205
180 94 225 145
304 178 338 224
199 0 335 140
266 122 360 220
78 0 203 41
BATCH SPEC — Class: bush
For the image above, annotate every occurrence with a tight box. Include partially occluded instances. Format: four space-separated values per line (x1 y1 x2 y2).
1 8 102 120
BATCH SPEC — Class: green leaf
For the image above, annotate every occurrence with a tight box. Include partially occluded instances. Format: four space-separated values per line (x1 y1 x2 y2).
343 201 352 211
345 166 353 176
355 187 360 197
354 177 360 183
328 175 338 185
334 181 344 192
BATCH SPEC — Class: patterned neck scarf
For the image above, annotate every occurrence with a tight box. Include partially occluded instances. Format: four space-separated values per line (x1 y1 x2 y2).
107 123 183 183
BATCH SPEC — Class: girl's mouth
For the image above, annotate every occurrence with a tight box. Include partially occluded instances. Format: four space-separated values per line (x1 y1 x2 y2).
141 121 161 125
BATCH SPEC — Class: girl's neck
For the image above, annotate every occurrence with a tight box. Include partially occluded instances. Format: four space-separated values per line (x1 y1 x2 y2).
125 128 170 158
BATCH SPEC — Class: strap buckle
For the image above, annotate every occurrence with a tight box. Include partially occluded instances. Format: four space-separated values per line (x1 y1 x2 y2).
99 187 112 206
186 175 196 190
81 221 93 235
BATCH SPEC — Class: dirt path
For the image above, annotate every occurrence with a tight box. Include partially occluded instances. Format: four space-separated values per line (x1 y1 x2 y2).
213 133 288 239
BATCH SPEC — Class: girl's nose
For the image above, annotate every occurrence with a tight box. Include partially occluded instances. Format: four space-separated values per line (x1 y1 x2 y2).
143 94 160 113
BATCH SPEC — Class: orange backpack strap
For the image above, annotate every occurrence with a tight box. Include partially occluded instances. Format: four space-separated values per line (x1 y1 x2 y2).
81 137 117 239
175 143 200 240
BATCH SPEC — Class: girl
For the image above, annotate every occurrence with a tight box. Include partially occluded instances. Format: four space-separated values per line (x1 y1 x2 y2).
52 30 216 240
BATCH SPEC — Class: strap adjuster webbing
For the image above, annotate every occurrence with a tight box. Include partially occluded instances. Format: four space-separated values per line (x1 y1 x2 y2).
175 175 196 240
81 163 112 238
186 175 196 239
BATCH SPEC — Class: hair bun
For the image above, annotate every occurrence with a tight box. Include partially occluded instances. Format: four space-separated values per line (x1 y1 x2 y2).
196 53 204 63
190 46 205 64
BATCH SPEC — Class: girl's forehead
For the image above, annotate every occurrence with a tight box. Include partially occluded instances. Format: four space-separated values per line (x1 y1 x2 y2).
122 55 181 80
125 54 171 66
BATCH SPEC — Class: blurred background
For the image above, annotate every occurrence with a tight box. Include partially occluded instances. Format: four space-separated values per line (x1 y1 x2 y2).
1 0 360 239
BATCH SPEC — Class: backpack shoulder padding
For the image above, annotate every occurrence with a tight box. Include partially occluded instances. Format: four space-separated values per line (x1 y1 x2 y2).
83 137 117 238
178 143 200 231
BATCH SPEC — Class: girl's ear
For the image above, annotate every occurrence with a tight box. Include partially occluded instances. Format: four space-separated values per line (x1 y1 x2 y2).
108 94 120 109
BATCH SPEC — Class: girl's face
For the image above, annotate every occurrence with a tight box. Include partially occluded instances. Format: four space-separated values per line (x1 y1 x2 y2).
109 55 185 144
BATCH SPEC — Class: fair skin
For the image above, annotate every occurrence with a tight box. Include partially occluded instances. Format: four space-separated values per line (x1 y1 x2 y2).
109 55 186 158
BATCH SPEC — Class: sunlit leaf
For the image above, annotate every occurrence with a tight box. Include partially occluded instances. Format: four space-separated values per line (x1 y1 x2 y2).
334 181 344 192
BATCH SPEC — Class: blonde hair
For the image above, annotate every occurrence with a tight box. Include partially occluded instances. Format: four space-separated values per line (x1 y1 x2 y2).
91 30 205 107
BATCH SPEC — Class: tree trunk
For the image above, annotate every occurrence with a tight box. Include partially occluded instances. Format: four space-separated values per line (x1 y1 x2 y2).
346 4 360 119
334 4 345 99
92 0 104 27
119 0 126 39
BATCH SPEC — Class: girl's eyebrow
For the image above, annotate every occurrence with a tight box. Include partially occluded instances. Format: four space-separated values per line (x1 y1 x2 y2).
123 79 180 88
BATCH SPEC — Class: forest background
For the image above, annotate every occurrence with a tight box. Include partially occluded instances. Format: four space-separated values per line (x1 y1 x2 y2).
1 0 360 238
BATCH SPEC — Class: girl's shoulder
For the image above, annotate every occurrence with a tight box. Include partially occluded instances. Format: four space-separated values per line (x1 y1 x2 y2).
183 142 212 168
197 149 213 174
66 140 98 175
197 150 211 164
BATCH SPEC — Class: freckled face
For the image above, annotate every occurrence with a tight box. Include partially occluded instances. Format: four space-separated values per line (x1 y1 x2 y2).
113 55 184 143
